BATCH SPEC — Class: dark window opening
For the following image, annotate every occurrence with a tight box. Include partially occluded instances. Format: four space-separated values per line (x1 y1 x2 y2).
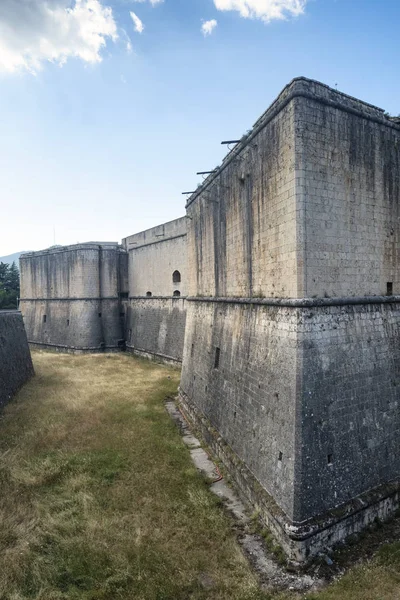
214 347 220 369
387 282 393 296
172 270 181 283
67 319 70 326
191 343 194 357
173 290 181 297
98 313 102 318
278 451 283 462
146 291 152 297
118 292 128 299
43 315 47 323
327 454 333 465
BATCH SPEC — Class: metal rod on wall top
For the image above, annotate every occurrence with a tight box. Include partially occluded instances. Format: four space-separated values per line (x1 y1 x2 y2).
221 140 241 145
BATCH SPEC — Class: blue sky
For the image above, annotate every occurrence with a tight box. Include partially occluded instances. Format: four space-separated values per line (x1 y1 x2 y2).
0 0 399 255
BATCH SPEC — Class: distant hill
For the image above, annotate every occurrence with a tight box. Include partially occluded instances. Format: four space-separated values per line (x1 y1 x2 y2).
0 252 29 267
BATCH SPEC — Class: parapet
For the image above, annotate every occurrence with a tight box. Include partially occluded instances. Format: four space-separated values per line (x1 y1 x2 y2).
122 216 187 251
20 241 123 260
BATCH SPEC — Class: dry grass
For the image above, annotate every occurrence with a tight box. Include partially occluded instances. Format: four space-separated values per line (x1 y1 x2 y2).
1 351 399 600
303 542 400 600
0 351 266 600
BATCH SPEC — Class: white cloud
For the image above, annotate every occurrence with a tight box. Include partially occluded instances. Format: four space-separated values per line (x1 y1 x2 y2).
119 28 133 54
132 0 163 5
0 0 118 74
130 11 144 33
213 0 307 22
201 19 218 36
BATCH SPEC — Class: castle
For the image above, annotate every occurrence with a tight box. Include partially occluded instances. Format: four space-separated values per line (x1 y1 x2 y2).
20 217 187 362
19 78 400 562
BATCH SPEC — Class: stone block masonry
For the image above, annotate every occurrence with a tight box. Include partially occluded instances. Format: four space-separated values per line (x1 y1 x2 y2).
180 77 400 562
126 297 186 364
123 217 188 363
0 311 34 408
20 218 187 363
20 243 128 352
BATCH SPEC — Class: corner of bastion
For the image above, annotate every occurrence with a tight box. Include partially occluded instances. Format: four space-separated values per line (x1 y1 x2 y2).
179 77 400 563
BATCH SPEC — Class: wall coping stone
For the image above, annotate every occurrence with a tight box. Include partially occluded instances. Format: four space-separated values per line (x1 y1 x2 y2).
129 296 187 300
20 243 124 259
20 297 120 302
186 295 400 307
126 233 187 252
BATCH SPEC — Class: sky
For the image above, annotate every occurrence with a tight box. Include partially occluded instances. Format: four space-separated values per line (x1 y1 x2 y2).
0 0 399 256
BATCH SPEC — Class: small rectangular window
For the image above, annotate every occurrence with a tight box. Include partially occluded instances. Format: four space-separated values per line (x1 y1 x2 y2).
278 451 283 462
387 282 393 296
67 319 70 326
43 315 47 323
327 454 333 466
98 313 102 318
214 347 220 369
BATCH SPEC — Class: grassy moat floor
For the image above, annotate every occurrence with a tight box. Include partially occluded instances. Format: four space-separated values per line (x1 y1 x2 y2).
0 352 399 599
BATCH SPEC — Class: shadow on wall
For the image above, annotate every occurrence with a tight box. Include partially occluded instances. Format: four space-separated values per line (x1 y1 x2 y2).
0 311 34 408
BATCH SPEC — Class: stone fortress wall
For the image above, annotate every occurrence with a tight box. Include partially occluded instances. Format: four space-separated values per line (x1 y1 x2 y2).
179 77 400 561
20 219 187 362
122 216 187 364
0 311 34 408
18 77 400 561
20 243 128 352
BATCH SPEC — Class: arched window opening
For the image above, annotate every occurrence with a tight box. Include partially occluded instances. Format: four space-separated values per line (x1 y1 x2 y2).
173 290 181 297
172 270 181 283
146 291 152 297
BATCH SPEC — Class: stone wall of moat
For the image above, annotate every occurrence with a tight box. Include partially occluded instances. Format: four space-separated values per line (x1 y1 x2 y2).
0 311 34 408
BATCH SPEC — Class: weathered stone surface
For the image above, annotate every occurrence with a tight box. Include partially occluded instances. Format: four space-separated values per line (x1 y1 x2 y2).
180 77 400 559
123 217 188 363
20 243 128 352
122 217 187 298
0 311 34 408
20 218 188 362
181 300 298 519
126 297 186 363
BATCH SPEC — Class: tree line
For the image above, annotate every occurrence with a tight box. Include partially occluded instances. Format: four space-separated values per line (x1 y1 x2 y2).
0 262 20 310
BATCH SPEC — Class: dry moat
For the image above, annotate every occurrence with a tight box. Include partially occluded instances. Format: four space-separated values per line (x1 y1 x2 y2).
0 350 399 600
